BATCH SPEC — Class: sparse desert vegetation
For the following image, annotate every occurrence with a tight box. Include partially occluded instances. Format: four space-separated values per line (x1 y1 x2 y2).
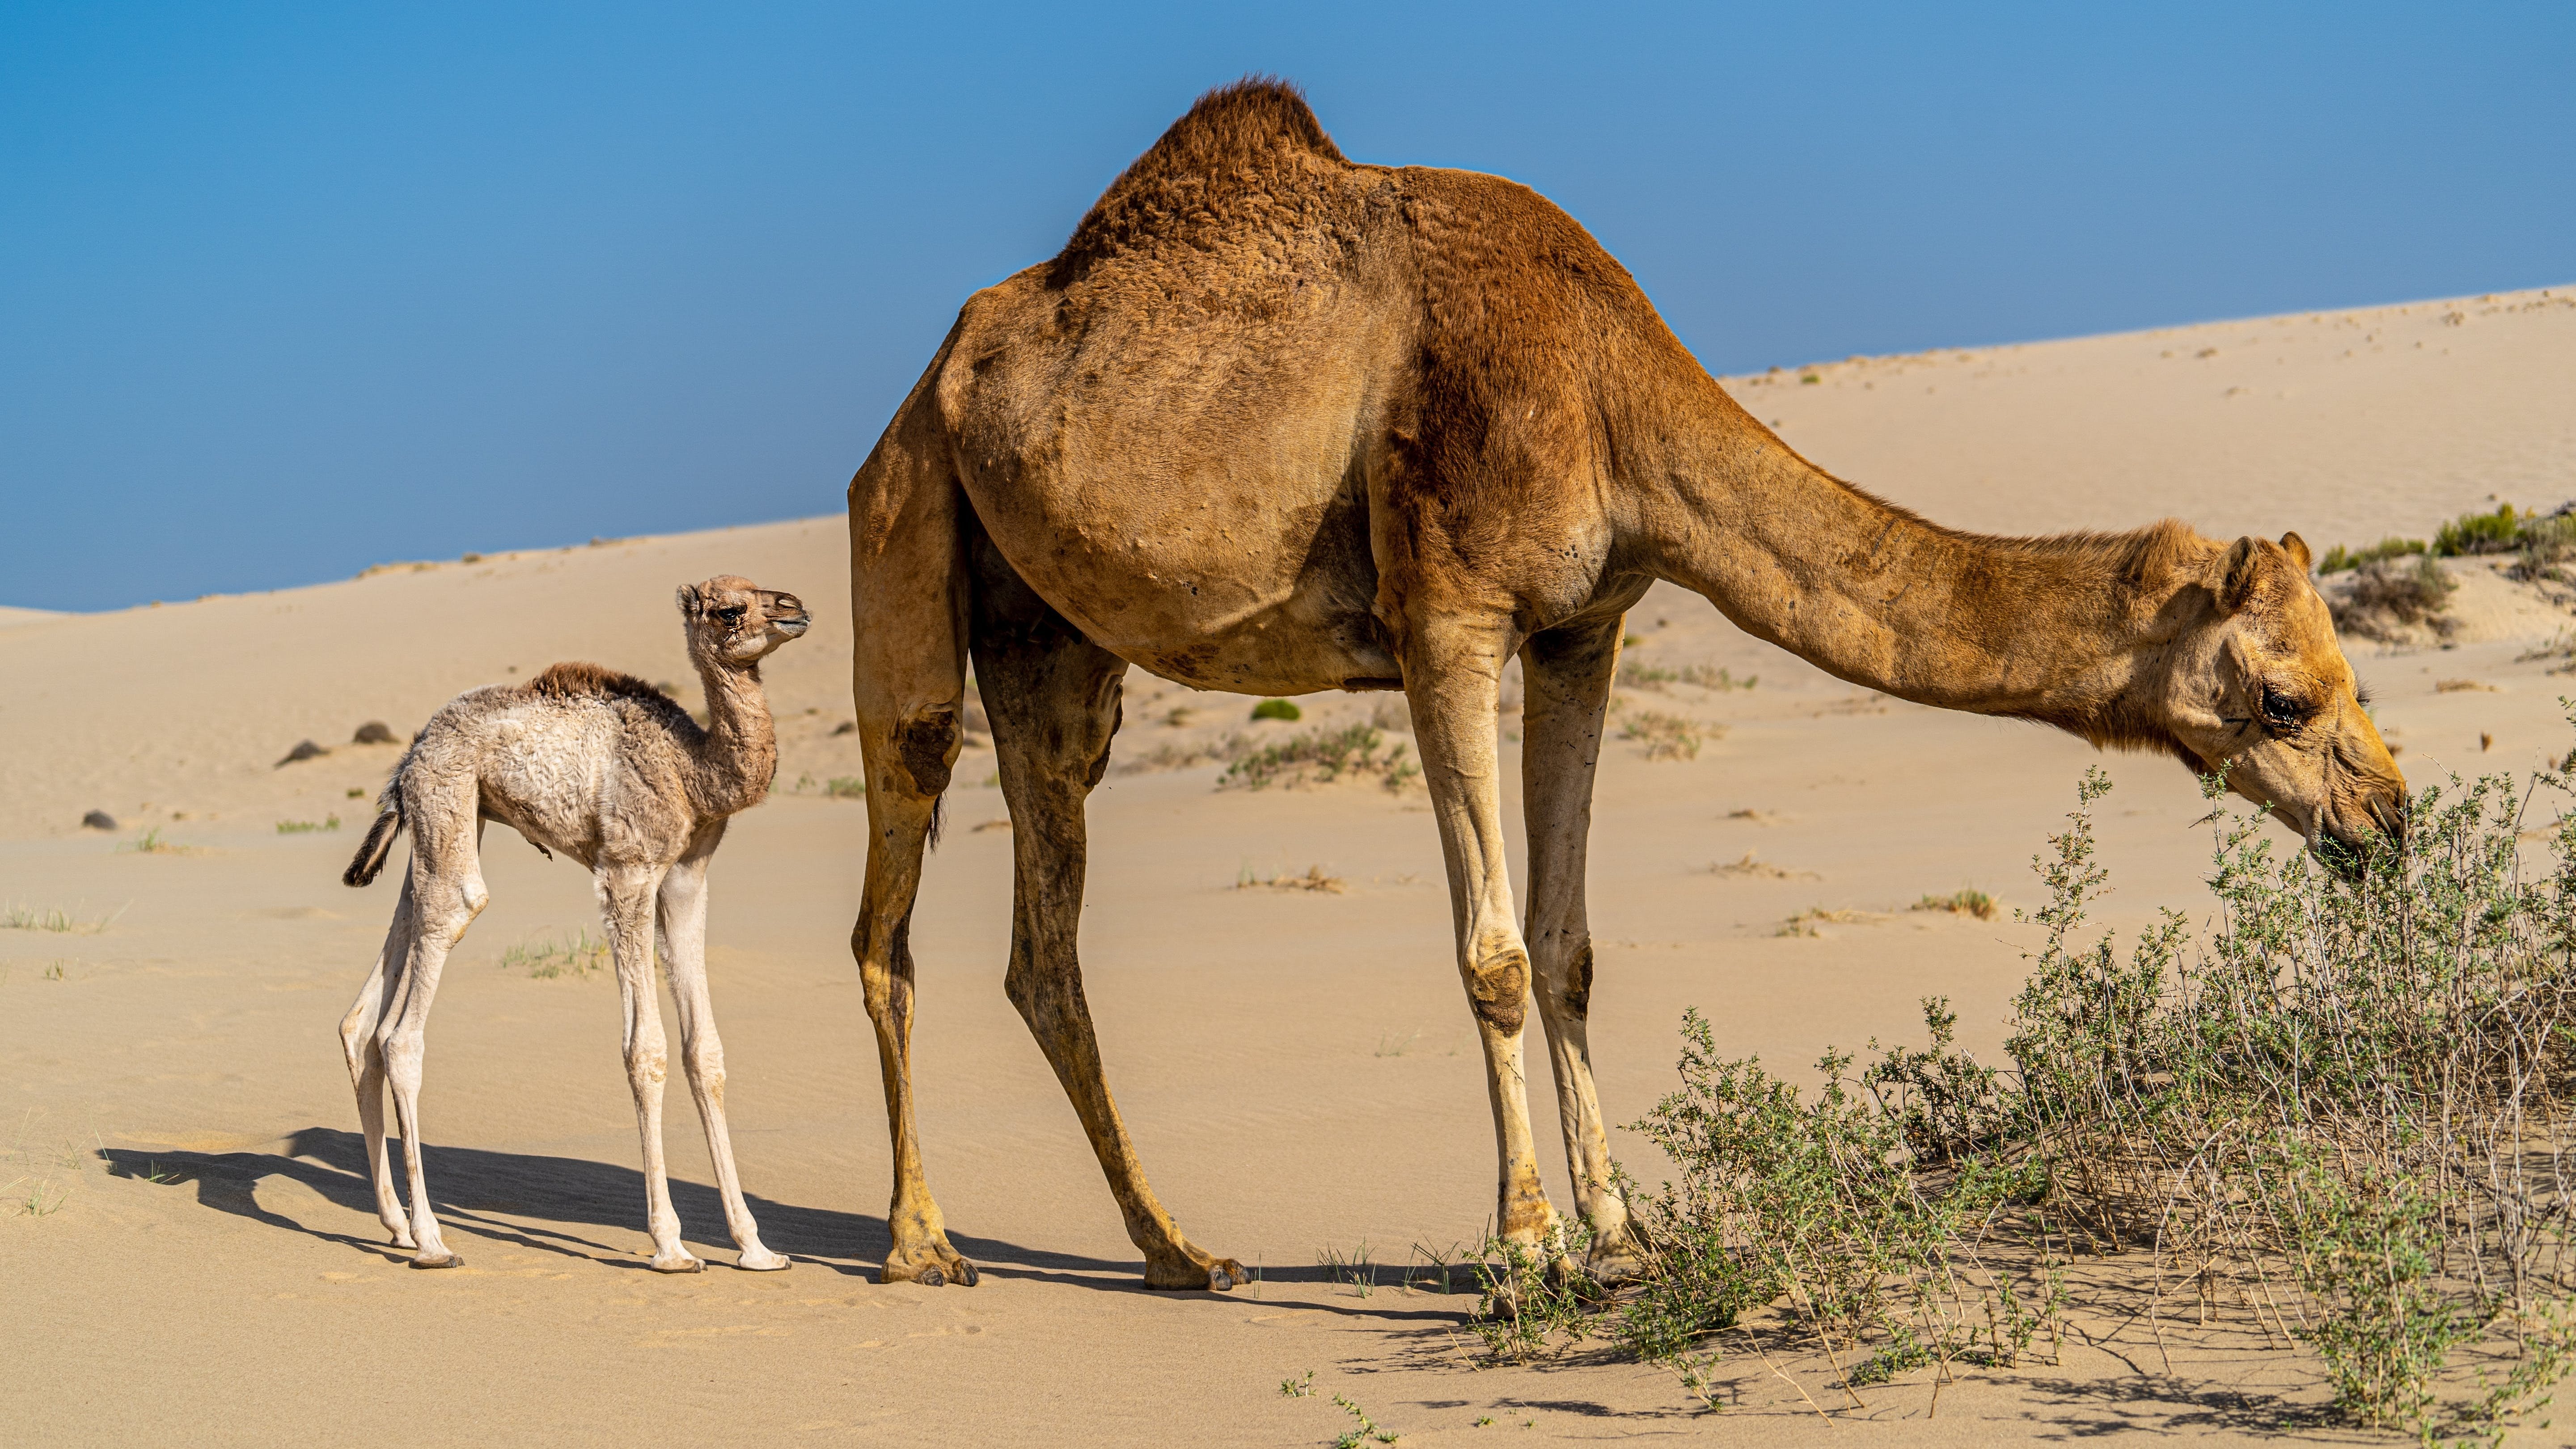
1910 887 1998 920
1463 762 2576 1442
2331 554 2458 642
1 901 124 933
1234 863 1345 893
275 815 341 834
1220 724 1419 792
1619 709 1714 761
501 929 610 980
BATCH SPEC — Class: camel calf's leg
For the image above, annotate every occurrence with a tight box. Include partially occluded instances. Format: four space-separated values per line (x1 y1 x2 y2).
1404 610 1565 1263
847 374 976 1287
1520 618 1642 1282
601 864 698 1273
341 873 419 1247
974 537 1246 1291
656 842 788 1271
376 805 486 1269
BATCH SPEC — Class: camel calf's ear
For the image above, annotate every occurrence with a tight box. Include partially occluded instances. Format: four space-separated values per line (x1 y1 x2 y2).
2221 536 2264 614
2278 531 2313 574
676 583 701 618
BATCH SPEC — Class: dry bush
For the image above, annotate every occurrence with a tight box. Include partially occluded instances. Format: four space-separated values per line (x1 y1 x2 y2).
2331 555 2457 642
1620 710 1715 761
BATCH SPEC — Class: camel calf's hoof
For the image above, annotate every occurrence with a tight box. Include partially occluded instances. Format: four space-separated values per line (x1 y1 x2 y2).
407 1251 463 1270
648 1254 706 1274
736 1248 791 1272
1146 1256 1248 1292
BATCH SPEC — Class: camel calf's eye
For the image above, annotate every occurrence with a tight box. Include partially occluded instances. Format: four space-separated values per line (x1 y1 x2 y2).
2262 686 2305 726
715 606 747 624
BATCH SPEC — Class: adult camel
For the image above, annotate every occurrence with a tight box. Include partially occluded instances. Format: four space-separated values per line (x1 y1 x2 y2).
845 80 2406 1291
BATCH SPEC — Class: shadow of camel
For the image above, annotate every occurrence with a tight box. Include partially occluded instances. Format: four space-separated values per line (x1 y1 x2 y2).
101 1127 1147 1288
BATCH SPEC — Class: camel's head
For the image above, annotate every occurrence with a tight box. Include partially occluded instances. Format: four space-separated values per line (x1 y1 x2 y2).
2150 531 2407 868
677 575 809 665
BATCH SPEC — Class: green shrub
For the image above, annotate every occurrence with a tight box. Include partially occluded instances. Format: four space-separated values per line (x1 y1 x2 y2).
2331 555 2456 641
2433 503 2521 556
1250 698 1303 722
2316 536 2427 574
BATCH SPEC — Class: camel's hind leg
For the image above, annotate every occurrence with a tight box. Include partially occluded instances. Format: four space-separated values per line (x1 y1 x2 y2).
1520 617 1642 1282
847 370 976 1287
1401 608 1565 1263
340 874 420 1247
378 803 488 1268
971 537 1245 1291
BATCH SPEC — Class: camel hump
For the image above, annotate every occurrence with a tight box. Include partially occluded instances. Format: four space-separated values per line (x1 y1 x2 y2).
527 662 667 704
1055 77 1347 273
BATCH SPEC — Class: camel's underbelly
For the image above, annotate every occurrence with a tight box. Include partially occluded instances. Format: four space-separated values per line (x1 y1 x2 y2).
986 516 1401 695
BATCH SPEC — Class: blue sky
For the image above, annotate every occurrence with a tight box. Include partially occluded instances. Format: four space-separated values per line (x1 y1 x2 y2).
4 2 2569 611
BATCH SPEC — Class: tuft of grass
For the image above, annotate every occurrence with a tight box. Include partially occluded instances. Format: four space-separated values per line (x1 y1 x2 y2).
1319 1241 1378 1297
1619 661 1680 691
1777 906 1875 937
1709 851 1813 881
275 815 342 834
1250 698 1303 722
122 828 189 854
1373 1030 1420 1058
1 901 125 934
1619 710 1713 761
1278 1369 1315 1398
41 962 67 981
1678 662 1756 691
822 776 867 799
1910 888 1998 920
502 929 610 980
1235 864 1345 894
1220 724 1417 792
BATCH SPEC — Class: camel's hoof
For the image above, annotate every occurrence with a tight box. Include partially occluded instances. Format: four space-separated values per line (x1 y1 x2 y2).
648 1254 706 1274
1584 1246 1645 1289
407 1250 463 1270
881 1250 977 1287
736 1248 791 1272
1146 1256 1247 1292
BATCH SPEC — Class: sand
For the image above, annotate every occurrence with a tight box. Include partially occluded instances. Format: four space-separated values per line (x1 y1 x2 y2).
3 286 2572 1446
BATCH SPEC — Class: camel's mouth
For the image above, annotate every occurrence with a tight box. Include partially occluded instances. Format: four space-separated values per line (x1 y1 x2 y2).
773 615 810 639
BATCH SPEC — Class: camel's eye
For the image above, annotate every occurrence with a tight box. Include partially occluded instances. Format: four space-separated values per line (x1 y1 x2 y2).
714 605 747 625
2261 686 2308 729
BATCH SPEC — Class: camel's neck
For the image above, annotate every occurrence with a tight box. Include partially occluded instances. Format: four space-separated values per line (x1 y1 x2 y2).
1630 384 2213 738
685 651 778 819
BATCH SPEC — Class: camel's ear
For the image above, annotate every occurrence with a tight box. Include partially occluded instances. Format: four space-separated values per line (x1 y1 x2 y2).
2221 537 2264 614
2278 531 2313 574
675 583 701 619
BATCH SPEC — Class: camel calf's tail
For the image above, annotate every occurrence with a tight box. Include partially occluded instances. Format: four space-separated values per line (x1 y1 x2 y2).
343 797 406 887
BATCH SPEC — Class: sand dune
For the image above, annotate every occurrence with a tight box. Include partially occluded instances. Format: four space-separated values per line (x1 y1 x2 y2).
3 287 2572 1445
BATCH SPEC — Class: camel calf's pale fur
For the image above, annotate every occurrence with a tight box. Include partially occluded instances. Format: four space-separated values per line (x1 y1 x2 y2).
339 576 808 1272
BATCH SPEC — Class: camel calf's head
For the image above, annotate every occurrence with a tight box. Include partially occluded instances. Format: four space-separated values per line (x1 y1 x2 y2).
677 576 810 664
2153 532 2407 867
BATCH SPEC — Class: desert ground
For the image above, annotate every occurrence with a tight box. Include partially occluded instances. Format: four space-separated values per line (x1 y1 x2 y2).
4 286 2572 1446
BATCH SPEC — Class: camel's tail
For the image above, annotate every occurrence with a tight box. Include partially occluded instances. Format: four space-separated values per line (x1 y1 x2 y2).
343 795 405 887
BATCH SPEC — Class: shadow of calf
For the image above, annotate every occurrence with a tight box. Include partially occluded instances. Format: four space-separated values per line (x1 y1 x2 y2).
99 1127 1135 1284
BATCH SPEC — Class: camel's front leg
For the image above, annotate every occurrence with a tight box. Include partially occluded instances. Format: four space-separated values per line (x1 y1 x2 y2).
602 864 697 1273
846 395 977 1288
973 535 1245 1291
1520 617 1642 1282
656 841 788 1271
1404 610 1563 1263
341 873 419 1248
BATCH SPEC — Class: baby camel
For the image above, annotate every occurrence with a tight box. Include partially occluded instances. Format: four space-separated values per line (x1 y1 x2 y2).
338 576 808 1272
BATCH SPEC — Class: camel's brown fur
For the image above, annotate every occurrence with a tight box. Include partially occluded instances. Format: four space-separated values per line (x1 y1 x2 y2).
843 80 2406 1290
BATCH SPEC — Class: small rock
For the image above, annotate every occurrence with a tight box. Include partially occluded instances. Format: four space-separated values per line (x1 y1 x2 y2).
81 809 117 830
352 721 398 745
276 739 328 767
831 720 857 736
